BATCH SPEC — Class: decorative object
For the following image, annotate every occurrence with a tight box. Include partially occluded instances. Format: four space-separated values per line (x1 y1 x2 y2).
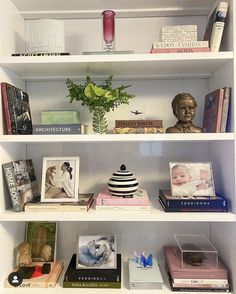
66 75 135 134
166 93 202 133
42 245 52 274
17 242 32 267
102 10 116 51
107 164 139 197
169 162 215 197
133 251 153 268
41 157 80 202
76 235 116 269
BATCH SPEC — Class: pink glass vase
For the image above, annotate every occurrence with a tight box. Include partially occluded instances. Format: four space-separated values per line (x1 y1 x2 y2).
102 10 116 51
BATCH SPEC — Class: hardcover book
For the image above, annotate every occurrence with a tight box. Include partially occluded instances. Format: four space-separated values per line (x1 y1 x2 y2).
24 193 94 212
152 41 209 49
202 88 225 133
220 87 231 132
164 246 228 280
41 110 80 124
96 189 150 207
63 254 121 288
33 124 88 134
4 261 63 288
114 127 164 134
159 190 228 210
204 2 229 52
2 159 40 212
1 82 33 135
150 47 210 54
12 53 70 56
115 120 163 128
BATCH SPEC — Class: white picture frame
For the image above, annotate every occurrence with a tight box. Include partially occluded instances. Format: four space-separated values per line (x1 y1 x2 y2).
169 162 215 197
41 157 80 202
76 235 116 269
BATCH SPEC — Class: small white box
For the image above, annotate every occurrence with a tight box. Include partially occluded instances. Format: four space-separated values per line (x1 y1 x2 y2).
128 257 163 289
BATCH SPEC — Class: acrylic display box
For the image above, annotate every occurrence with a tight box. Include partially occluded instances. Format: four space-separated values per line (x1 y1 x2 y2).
174 234 218 269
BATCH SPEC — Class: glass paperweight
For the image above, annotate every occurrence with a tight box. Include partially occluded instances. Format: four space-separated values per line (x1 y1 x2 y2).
174 234 218 269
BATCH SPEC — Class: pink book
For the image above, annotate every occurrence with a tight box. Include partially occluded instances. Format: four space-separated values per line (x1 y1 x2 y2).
150 47 210 53
164 246 228 279
202 88 225 133
96 189 150 206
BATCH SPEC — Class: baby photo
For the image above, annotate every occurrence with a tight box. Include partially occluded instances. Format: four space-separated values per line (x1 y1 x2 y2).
170 162 215 197
41 157 80 202
76 235 116 269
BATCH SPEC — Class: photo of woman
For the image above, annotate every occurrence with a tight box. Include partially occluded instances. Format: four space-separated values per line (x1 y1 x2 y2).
41 157 80 202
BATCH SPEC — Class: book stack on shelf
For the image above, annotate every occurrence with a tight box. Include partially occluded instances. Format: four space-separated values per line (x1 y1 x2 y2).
164 234 230 292
64 235 121 288
159 162 228 213
202 87 231 133
33 110 88 134
150 24 210 54
113 119 164 134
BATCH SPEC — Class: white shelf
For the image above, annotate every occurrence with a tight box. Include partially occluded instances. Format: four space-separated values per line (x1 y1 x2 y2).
0 133 234 143
0 53 233 80
1 201 234 222
10 0 216 19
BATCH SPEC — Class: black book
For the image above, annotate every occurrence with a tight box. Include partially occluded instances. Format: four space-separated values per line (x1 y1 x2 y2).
1 82 33 134
64 254 121 283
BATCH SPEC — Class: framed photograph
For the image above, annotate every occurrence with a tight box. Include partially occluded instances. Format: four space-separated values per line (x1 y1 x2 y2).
41 157 80 202
170 162 215 197
76 235 116 269
25 221 57 262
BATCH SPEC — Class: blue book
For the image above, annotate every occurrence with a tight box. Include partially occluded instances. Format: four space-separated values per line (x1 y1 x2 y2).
159 190 228 212
33 124 88 134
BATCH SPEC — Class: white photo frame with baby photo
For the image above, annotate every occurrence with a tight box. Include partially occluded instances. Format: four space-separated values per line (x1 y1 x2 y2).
76 235 116 269
169 162 215 197
41 157 80 202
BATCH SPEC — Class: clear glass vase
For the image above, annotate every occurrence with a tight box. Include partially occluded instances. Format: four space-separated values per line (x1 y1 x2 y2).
102 10 116 51
92 107 108 134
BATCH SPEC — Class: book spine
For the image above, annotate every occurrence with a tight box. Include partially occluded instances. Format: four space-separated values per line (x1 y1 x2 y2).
113 127 164 134
150 47 210 53
173 278 229 286
1 83 12 134
152 41 209 49
215 88 225 132
33 124 85 134
210 2 228 52
63 281 121 288
96 198 149 206
2 162 23 211
161 25 197 33
115 120 163 128
220 87 231 132
24 205 88 212
96 205 149 211
12 53 70 56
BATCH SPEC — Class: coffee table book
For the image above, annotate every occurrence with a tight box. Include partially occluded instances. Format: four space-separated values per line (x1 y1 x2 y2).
24 193 94 212
96 189 150 211
4 261 63 288
63 254 121 288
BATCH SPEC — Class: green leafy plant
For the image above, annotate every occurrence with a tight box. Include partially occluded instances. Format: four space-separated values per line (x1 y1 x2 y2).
66 75 135 133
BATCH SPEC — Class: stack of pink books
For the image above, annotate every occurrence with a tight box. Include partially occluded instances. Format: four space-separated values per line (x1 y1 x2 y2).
164 246 230 291
96 189 150 211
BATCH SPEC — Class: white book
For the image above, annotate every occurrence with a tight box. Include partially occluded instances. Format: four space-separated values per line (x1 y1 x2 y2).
96 205 149 211
161 25 197 33
152 41 209 49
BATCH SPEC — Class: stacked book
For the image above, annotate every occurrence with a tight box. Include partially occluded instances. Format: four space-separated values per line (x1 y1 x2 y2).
202 87 231 133
164 246 230 292
150 25 210 54
33 110 88 134
63 254 121 288
159 190 228 212
96 189 150 211
113 120 164 134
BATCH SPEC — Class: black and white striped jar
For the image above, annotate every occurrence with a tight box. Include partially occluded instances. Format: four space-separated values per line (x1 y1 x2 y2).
108 164 139 197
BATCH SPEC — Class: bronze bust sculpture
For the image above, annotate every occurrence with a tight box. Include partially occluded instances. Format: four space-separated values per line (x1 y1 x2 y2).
166 93 202 133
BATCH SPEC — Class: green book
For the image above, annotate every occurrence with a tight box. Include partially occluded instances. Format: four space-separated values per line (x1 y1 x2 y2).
42 110 80 124
63 281 121 288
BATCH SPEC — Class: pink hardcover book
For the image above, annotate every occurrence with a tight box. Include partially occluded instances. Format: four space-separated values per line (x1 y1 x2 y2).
202 88 225 133
96 189 150 206
150 47 210 54
164 246 228 280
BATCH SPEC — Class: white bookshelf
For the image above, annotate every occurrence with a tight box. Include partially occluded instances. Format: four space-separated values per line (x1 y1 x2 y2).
0 0 235 293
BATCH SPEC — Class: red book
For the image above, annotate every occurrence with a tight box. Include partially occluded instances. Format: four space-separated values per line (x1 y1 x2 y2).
202 88 225 133
96 189 149 206
164 246 228 280
150 47 210 54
